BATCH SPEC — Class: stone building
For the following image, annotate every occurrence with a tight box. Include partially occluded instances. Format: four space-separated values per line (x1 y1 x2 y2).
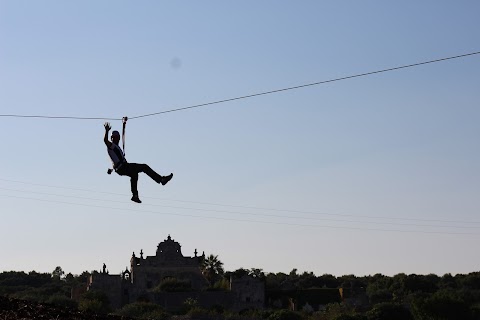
87 235 264 311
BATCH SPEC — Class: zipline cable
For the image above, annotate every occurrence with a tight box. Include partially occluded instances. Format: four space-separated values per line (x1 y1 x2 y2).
130 51 480 119
0 114 121 121
0 51 479 121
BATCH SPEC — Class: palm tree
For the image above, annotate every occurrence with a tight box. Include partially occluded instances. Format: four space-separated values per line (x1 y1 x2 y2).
201 254 224 286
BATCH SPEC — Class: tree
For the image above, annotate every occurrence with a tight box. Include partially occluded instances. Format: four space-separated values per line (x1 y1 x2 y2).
226 268 249 279
411 290 471 320
289 268 298 278
64 273 75 286
77 271 91 284
79 290 111 314
366 302 413 320
439 273 457 289
339 274 367 289
265 272 282 290
249 268 265 280
51 266 65 280
201 254 224 286
318 274 341 288
317 303 357 320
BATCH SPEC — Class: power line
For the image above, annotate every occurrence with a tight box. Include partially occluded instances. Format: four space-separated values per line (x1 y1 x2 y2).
1 186 478 230
0 51 479 121
1 177 480 226
1 193 479 236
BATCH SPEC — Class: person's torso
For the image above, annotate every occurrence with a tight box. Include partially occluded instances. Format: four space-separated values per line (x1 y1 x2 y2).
107 143 127 168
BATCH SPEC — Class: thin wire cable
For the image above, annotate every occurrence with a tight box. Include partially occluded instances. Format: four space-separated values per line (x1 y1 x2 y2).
1 193 479 236
0 51 479 121
1 177 479 225
129 51 480 119
0 114 120 121
1 186 478 230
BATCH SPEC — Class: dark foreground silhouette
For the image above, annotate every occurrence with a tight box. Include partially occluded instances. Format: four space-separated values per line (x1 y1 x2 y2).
0 296 131 320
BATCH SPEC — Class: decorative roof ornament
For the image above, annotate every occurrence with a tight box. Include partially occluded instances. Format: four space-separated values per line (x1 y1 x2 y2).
156 235 183 258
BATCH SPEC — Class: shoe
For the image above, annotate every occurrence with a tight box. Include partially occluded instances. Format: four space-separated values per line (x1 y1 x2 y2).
131 196 142 203
161 173 173 186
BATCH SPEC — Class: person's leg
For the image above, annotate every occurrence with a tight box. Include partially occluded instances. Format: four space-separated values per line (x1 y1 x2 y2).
117 164 141 203
160 172 173 185
139 163 162 183
130 172 139 198
128 163 167 184
118 163 172 199
141 164 173 185
141 164 172 185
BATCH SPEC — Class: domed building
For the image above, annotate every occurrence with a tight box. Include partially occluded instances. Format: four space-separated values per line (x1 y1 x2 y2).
86 235 264 311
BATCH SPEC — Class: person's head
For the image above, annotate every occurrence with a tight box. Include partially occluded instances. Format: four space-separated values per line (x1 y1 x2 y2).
111 130 120 144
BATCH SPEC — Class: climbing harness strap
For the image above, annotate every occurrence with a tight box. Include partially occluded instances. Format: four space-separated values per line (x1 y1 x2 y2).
122 116 128 155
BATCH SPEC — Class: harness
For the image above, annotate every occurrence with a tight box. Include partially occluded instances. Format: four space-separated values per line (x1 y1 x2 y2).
107 117 128 175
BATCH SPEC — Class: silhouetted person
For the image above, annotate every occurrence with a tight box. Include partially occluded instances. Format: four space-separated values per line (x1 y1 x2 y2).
104 122 173 203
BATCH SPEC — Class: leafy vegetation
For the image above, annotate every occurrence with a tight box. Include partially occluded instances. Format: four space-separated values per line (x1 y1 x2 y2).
201 254 225 286
0 267 83 306
78 290 111 314
1 266 480 319
114 301 169 319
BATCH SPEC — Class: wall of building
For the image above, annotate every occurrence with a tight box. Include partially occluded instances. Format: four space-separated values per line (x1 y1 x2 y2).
88 273 123 309
231 275 265 311
130 265 208 293
148 291 234 311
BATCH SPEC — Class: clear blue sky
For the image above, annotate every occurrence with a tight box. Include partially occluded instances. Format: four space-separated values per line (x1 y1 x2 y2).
1 1 479 277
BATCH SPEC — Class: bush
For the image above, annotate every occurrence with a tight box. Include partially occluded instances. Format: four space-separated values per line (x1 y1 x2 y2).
411 291 471 320
213 278 230 291
368 289 393 305
235 308 272 319
187 306 216 318
78 290 111 314
268 309 304 320
47 295 78 309
334 315 367 320
366 302 413 320
210 304 225 314
79 299 104 313
313 303 357 320
115 302 169 319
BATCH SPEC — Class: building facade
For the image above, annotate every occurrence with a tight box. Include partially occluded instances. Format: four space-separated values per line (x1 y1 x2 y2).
87 235 264 311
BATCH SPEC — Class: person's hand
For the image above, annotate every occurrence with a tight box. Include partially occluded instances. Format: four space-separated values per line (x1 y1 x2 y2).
104 122 111 131
122 116 128 124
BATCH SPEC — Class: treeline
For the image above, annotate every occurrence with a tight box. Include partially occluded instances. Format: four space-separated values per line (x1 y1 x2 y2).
0 267 87 309
1 267 480 319
266 269 480 320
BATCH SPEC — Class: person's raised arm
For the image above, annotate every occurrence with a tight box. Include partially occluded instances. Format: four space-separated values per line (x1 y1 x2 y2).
104 122 112 148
